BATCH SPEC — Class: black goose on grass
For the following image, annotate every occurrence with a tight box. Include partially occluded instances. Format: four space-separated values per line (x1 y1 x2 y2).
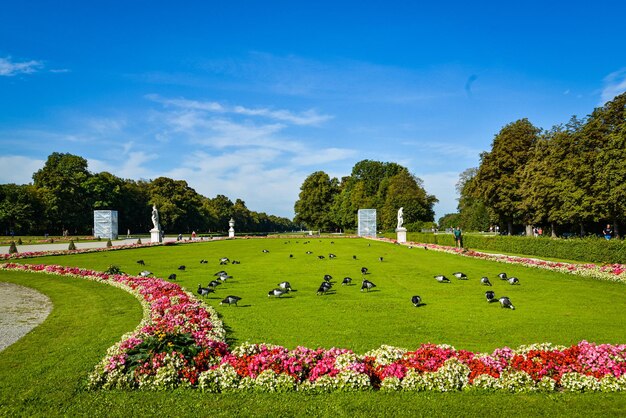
200 259 208 264
499 296 515 310
353 255 357 260
214 270 228 277
361 267 368 275
361 279 376 292
220 295 242 306
139 270 153 277
208 280 221 288
178 265 186 271
197 284 213 297
485 290 497 303
219 257 230 264
329 253 337 259
317 282 332 295
318 255 325 259
278 281 292 291
323 274 333 283
379 257 384 262
480 277 492 286
434 275 450 283
342 277 352 285
498 273 508 280
268 288 288 298
167 273 177 280
452 272 467 280
508 277 520 285
411 295 422 307
136 260 145 266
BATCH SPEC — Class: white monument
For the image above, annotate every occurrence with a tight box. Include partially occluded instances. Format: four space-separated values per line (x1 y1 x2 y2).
150 205 162 243
228 218 235 238
396 207 407 243
357 209 377 238
94 210 118 239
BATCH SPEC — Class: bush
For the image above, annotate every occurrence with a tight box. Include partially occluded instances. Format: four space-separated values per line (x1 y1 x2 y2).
8 241 18 254
136 238 142 245
17 238 22 245
106 239 112 248
68 240 76 250
105 265 123 275
397 232 626 264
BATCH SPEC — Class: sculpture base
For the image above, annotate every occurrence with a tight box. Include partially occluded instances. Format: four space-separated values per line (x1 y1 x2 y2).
396 227 407 243
150 228 162 243
228 227 235 238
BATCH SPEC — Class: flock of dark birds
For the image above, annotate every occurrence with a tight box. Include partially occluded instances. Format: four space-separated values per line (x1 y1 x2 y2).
134 241 521 311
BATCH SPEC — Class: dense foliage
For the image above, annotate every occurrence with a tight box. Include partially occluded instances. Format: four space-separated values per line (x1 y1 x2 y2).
294 160 437 231
0 153 296 235
458 93 626 237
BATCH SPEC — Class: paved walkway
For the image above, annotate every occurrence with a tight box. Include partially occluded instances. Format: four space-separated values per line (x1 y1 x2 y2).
0 237 179 255
0 282 52 351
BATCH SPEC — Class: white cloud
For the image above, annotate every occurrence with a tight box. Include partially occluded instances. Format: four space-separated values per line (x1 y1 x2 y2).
0 156 45 184
146 94 332 126
601 68 626 104
0 56 43 76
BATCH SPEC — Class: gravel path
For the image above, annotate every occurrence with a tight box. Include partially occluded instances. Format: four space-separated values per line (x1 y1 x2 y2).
0 282 52 352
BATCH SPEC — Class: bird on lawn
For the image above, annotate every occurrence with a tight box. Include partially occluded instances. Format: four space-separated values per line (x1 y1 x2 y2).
139 270 153 277
136 260 145 266
218 274 232 282
329 253 337 259
232 260 241 264
411 295 422 307
480 277 492 286
178 265 186 271
361 279 376 292
323 274 333 282
318 255 325 259
220 257 230 265
262 249 270 253
200 259 208 264
434 275 450 283
306 251 313 254
289 254 294 258
361 267 369 275
208 280 221 288
508 277 520 285
214 270 228 277
485 290 496 302
317 282 332 295
167 273 177 280
498 273 508 280
278 281 292 291
197 284 213 297
342 277 352 285
452 272 467 280
353 255 357 260
499 296 515 310
268 288 288 297
379 257 384 262
220 295 242 306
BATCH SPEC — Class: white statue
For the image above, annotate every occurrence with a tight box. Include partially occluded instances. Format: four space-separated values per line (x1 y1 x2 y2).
151 205 160 230
397 207 404 229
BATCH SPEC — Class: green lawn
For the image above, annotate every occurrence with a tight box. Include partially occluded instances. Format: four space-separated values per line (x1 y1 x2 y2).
2 237 625 416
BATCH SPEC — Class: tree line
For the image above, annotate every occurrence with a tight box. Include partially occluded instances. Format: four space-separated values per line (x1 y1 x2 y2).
0 152 297 236
294 160 438 231
447 92 626 238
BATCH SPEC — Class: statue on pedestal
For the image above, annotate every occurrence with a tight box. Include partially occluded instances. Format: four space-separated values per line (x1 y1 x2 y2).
151 205 160 231
397 207 404 230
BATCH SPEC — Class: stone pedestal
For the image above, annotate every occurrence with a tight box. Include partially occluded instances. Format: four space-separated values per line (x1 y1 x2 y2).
150 228 162 243
396 227 407 243
228 218 235 238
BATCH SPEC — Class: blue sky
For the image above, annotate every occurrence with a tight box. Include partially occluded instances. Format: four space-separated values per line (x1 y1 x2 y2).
1 1 625 221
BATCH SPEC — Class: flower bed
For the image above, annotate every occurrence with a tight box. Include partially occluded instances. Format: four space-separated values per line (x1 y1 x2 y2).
2 262 626 392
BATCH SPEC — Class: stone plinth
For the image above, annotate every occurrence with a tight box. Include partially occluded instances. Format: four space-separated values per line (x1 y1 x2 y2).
150 228 162 243
396 227 407 243
228 227 235 238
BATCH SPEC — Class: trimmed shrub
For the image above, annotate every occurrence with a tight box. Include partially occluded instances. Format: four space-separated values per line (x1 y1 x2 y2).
17 238 22 245
8 241 18 254
106 239 112 248
68 240 76 250
136 238 142 245
394 233 626 264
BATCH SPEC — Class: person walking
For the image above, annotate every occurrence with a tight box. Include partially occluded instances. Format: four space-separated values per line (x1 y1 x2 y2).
453 226 463 248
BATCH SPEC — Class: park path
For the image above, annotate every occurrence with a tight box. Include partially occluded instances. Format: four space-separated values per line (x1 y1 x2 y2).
0 282 52 351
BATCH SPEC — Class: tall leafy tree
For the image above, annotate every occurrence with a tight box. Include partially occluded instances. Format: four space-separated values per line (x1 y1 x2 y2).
294 171 339 231
0 184 45 234
456 168 492 231
380 170 437 230
32 152 92 234
474 119 540 234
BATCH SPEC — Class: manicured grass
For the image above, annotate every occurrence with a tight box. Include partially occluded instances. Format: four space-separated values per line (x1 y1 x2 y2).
19 238 626 353
2 238 626 416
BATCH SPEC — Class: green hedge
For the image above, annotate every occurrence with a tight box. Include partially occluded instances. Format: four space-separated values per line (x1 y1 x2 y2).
382 232 626 264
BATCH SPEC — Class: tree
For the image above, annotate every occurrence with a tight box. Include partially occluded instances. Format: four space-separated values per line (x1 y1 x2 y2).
294 171 339 231
32 152 92 234
380 170 437 230
0 184 45 234
148 177 206 233
456 168 492 232
474 119 540 234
